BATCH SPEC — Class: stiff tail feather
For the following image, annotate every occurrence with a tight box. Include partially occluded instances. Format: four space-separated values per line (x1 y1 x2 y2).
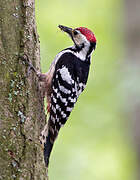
44 133 53 167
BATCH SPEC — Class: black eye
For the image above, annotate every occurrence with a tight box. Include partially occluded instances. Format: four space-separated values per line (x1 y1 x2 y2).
73 31 78 35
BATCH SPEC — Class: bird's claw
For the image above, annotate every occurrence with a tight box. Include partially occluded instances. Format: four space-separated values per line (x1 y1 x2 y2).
19 54 38 77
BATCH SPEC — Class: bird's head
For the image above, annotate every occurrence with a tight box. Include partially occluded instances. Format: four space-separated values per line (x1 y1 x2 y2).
58 25 96 51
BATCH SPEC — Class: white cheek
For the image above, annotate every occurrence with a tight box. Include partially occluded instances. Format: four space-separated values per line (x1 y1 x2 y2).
74 37 81 45
74 34 88 45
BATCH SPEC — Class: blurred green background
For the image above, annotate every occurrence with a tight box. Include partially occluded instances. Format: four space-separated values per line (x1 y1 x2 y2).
35 0 139 179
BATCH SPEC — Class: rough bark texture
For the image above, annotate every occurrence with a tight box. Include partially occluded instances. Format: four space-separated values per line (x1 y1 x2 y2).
0 0 46 179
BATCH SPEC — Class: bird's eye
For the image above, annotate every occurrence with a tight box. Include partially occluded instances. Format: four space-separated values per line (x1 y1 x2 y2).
73 31 78 35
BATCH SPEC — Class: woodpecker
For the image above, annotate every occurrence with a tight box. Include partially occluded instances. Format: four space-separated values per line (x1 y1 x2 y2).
24 25 96 168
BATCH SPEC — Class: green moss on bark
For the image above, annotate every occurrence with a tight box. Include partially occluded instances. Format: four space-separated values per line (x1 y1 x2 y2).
0 0 46 179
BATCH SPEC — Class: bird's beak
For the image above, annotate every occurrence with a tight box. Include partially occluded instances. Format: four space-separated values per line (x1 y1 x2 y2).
58 25 73 37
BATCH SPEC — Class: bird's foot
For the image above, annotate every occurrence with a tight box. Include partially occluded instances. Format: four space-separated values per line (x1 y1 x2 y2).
19 54 47 82
19 54 39 76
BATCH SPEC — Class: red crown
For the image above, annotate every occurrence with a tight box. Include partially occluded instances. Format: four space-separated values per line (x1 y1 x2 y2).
76 27 96 43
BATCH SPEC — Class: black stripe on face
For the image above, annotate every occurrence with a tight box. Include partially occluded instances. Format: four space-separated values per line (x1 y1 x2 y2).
86 42 96 57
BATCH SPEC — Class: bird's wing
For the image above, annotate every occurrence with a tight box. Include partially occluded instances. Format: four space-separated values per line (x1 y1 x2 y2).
48 55 78 142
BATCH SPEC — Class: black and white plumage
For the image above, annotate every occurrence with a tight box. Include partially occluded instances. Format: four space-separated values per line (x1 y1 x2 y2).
39 25 97 168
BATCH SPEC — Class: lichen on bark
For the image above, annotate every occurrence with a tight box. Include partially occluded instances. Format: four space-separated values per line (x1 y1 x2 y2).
0 0 46 179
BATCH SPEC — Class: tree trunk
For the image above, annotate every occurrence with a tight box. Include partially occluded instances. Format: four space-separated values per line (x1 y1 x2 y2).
0 0 46 179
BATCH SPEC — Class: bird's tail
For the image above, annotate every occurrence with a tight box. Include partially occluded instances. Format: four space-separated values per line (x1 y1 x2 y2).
44 132 54 168
40 117 60 168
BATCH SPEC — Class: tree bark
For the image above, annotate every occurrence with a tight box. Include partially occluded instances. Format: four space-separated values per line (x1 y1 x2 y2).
0 0 46 179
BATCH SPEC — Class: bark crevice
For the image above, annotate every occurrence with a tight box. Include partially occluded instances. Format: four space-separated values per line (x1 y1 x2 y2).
0 0 46 179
